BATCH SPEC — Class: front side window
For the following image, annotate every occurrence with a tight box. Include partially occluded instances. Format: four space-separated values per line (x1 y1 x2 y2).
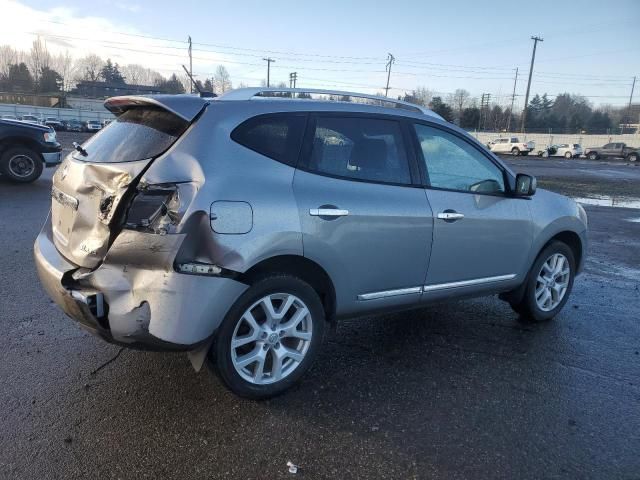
414 124 505 194
306 116 411 185
231 114 306 166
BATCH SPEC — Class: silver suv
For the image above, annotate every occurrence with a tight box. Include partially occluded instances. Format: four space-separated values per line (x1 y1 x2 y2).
35 88 588 398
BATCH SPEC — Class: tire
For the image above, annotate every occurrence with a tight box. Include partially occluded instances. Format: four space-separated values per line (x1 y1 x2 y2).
627 152 638 162
511 147 520 156
0 147 43 183
209 274 325 399
510 241 576 322
521 151 529 156
564 151 573 159
588 152 598 160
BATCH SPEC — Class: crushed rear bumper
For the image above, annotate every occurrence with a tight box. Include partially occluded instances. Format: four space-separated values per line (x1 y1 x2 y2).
34 213 247 351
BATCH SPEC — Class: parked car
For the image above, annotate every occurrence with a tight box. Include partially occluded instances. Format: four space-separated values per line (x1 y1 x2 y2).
34 88 588 399
487 137 535 156
85 120 102 132
534 144 583 159
1 114 18 121
44 117 64 131
533 145 558 157
0 118 62 182
102 119 112 128
584 142 638 162
20 114 43 125
65 119 84 132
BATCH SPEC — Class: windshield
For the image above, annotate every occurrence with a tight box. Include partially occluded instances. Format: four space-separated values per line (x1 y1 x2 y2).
73 107 189 163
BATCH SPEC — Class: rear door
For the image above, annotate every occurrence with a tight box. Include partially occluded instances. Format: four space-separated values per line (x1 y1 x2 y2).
51 100 200 268
411 122 532 298
293 114 433 315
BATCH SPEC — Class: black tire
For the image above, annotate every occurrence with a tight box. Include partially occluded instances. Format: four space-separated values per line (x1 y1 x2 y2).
588 152 599 160
209 274 325 399
0 147 43 183
510 241 576 322
627 152 638 162
511 147 520 156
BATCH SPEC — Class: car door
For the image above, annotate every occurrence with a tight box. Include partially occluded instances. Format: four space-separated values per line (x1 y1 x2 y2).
601 143 615 157
411 122 533 299
293 114 433 316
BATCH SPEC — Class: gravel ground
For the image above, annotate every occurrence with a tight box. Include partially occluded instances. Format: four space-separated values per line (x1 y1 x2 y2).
1 151 639 479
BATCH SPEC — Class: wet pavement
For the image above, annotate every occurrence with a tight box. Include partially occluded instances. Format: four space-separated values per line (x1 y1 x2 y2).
1 152 639 479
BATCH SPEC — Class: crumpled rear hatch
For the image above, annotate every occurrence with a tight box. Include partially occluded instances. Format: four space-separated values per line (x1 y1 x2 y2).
50 95 206 268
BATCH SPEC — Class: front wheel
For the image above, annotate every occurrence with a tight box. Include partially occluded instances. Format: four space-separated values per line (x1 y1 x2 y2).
511 147 520 156
564 151 573 159
0 147 43 183
210 275 325 399
588 152 599 160
510 241 576 322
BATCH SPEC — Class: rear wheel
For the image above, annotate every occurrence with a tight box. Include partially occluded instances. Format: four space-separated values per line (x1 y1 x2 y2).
0 147 43 183
511 147 520 156
209 274 325 399
564 151 573 159
588 151 599 160
510 241 576 322
627 152 638 162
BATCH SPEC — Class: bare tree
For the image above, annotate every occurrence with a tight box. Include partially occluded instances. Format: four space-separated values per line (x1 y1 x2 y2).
0 45 21 77
27 36 51 88
448 88 470 123
51 51 75 92
121 64 164 86
213 65 232 93
74 54 104 82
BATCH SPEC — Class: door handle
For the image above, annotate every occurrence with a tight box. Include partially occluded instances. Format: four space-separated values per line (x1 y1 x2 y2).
309 208 349 217
437 211 464 221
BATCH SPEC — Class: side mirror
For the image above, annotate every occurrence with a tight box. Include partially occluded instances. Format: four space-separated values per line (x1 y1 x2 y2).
514 173 536 196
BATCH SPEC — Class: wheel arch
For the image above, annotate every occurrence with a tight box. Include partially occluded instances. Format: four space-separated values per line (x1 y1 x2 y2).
0 137 44 161
238 254 337 322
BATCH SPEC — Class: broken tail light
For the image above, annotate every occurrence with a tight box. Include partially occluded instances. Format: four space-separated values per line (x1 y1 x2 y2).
123 183 195 235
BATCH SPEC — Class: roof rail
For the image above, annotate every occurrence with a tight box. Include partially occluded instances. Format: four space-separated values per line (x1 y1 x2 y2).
217 87 439 117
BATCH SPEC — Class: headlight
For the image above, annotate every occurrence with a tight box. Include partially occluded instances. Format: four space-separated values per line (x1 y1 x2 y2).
43 130 57 143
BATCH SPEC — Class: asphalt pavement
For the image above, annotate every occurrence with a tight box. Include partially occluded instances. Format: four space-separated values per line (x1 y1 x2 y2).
1 147 639 479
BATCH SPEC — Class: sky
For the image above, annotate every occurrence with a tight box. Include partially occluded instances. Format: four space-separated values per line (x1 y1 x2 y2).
1 0 639 108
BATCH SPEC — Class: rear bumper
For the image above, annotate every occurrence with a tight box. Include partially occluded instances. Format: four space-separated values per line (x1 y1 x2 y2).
34 213 248 351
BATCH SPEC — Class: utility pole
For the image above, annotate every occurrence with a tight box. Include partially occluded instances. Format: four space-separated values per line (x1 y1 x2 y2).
289 72 298 89
520 36 543 132
263 57 275 87
188 36 193 94
507 67 518 132
624 76 636 133
384 53 395 97
478 93 490 131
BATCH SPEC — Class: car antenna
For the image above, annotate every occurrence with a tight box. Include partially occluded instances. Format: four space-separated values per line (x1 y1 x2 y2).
181 64 216 98
72 142 87 156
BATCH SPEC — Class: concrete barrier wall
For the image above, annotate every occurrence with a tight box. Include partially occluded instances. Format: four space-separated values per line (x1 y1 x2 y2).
470 131 640 149
0 101 115 122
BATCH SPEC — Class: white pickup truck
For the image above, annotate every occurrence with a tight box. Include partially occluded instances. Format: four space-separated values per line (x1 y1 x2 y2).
487 137 535 156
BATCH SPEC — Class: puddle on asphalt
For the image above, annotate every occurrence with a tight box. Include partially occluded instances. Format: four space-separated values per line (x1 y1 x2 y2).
573 195 640 209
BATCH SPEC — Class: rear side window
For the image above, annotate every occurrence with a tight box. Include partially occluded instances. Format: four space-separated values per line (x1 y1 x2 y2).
231 114 306 166
305 116 411 185
74 107 188 163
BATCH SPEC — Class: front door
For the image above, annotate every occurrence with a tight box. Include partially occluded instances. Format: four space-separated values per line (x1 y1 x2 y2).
294 114 433 316
411 122 533 298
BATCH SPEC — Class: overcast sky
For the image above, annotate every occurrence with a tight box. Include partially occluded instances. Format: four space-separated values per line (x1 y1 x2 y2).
1 0 638 107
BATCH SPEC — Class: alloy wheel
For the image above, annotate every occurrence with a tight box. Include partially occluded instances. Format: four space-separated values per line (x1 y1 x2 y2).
535 253 571 311
230 293 313 385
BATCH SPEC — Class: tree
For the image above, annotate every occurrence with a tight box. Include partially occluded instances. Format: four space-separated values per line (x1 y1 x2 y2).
402 86 433 107
75 54 104 82
121 64 163 86
429 96 454 122
100 59 126 84
51 51 75 92
38 66 62 93
213 65 232 93
1 63 34 92
448 88 470 123
27 36 50 89
528 94 543 113
203 78 213 92
154 73 185 94
0 45 21 77
460 107 480 129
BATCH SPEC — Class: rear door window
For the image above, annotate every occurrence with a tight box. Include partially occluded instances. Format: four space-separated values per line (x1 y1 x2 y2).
231 113 307 166
304 116 411 185
74 107 188 163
